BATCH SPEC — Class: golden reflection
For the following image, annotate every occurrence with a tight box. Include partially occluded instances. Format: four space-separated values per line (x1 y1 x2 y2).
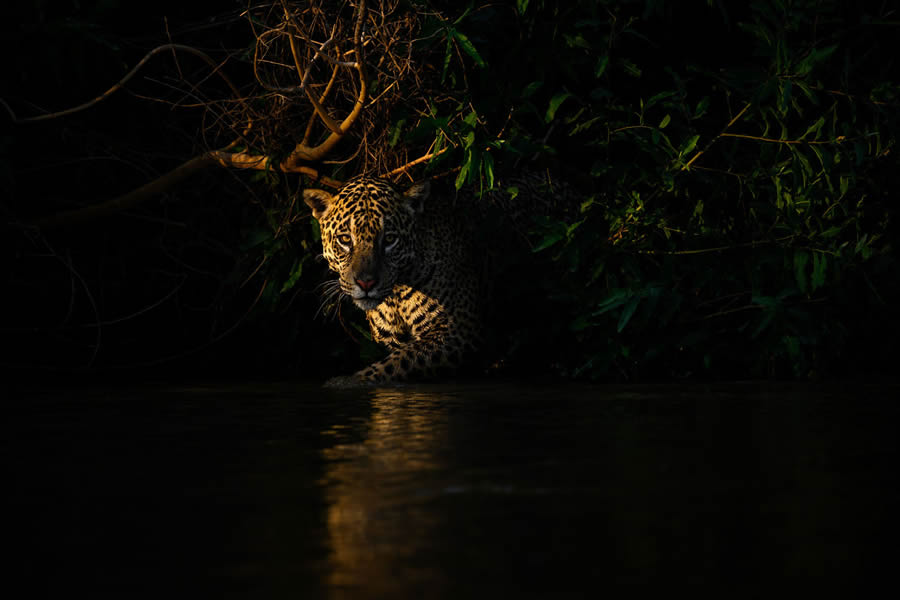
321 388 454 596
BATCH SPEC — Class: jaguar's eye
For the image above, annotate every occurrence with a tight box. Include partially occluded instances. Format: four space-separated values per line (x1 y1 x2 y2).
336 233 352 248
384 232 398 247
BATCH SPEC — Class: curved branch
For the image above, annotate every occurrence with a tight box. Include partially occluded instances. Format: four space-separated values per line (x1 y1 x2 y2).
282 0 368 166
210 150 343 187
303 59 341 145
285 30 343 134
31 149 345 230
6 44 243 124
33 154 218 229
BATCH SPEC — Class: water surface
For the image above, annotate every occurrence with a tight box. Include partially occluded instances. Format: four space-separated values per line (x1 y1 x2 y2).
6 382 898 596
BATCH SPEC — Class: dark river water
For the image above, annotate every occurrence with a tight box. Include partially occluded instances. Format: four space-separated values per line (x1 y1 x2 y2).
5 382 899 596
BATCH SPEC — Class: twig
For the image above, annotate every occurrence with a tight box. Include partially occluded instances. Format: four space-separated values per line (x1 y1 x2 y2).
385 146 448 177
5 44 243 123
695 297 827 321
635 234 796 255
719 132 851 145
681 102 751 171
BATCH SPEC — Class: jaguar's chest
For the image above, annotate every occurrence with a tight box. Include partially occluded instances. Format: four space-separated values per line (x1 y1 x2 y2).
365 293 410 348
365 284 447 346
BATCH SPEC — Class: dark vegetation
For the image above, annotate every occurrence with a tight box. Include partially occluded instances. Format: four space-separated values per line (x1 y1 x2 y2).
2 0 898 381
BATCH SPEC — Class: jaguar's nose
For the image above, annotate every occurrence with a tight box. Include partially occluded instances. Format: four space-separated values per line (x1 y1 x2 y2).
356 278 377 292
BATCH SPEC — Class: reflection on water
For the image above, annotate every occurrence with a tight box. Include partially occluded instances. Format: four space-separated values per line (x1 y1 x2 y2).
322 389 455 596
316 384 900 595
5 382 900 596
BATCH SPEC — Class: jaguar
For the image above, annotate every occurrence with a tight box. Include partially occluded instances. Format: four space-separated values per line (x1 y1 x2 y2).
303 176 483 386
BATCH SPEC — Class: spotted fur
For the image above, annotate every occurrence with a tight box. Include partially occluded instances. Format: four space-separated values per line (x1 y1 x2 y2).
304 176 482 385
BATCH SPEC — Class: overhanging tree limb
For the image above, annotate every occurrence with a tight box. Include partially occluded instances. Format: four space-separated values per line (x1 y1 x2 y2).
33 154 218 229
32 152 343 229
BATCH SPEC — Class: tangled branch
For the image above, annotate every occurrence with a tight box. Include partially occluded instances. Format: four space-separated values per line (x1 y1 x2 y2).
12 1 461 228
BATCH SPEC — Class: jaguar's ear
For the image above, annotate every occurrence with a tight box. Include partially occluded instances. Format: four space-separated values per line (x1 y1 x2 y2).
403 181 431 214
303 188 336 220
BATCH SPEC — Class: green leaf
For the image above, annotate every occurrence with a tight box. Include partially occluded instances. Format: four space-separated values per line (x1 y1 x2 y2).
794 80 818 103
620 59 641 78
752 295 777 308
532 231 565 253
693 97 710 119
482 151 495 189
566 219 583 237
854 233 869 256
783 335 800 359
821 225 842 238
468 147 482 184
646 90 676 108
388 118 405 147
522 80 543 99
454 159 470 190
594 54 609 78
568 115 604 136
451 30 486 68
793 250 809 294
570 314 591 331
659 114 671 129
242 227 273 250
441 38 452 83
779 80 792 116
516 0 529 15
579 196 596 213
792 147 813 179
617 295 641 333
811 253 827 291
564 33 591 49
592 290 629 316
280 258 304 293
546 91 574 123
801 116 825 140
679 134 700 157
752 310 776 339
810 145 832 172
794 44 837 76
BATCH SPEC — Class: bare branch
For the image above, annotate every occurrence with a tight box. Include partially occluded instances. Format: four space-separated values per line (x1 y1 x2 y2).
5 44 244 124
32 149 345 230
33 154 218 229
209 149 342 187
285 30 344 134
282 0 369 165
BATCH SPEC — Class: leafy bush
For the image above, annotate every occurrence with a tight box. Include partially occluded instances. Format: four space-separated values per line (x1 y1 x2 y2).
487 0 898 379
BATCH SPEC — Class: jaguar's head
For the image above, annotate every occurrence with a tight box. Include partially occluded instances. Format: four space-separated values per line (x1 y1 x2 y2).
303 176 430 311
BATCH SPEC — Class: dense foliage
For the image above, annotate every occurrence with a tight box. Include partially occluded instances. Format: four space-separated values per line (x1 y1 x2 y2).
2 0 897 380
453 0 900 379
